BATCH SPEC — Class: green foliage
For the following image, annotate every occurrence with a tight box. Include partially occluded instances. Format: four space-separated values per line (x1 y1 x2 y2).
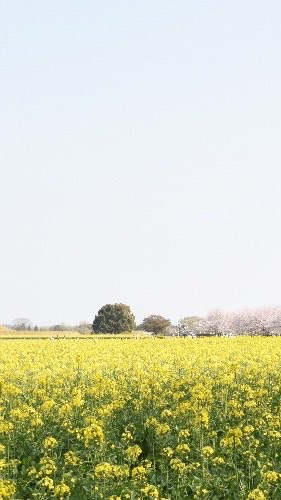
92 303 136 334
179 316 202 336
51 324 73 331
139 315 171 335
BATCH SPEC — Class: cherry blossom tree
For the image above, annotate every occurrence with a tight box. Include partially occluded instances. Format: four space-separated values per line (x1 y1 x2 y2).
195 307 281 337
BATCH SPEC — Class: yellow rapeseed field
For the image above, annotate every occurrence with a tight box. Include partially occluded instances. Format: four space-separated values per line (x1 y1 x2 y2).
0 337 281 499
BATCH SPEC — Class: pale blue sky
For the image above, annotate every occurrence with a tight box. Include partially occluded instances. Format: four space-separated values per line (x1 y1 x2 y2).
1 1 281 326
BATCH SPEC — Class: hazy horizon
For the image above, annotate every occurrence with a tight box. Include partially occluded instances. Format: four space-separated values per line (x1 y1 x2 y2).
1 1 281 326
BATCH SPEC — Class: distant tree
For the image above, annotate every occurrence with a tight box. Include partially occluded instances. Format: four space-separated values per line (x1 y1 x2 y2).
139 315 171 335
199 310 229 336
34 325 38 331
12 318 33 331
196 307 281 337
178 316 202 336
92 304 136 334
52 324 73 332
166 325 180 336
230 307 281 336
76 322 92 334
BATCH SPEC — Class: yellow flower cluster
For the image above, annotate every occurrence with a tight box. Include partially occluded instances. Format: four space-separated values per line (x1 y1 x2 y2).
1 337 281 497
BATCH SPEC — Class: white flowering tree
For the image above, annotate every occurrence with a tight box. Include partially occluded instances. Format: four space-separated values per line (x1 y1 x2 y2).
198 310 233 336
194 307 281 337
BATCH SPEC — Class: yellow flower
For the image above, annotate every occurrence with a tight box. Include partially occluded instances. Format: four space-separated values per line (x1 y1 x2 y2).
145 417 158 429
0 422 13 434
194 410 209 428
54 481 71 497
131 465 148 481
0 480 16 498
111 464 130 479
244 425 255 435
43 436 58 449
170 458 186 474
121 430 133 442
201 446 214 458
40 476 54 490
141 484 159 499
161 447 174 458
125 445 142 462
94 462 114 479
27 466 37 476
212 456 225 465
194 488 210 499
64 451 81 466
244 400 257 409
161 409 172 418
71 388 84 408
247 489 267 499
0 459 7 470
220 427 243 447
41 399 56 412
83 422 104 447
38 456 57 476
155 423 170 435
262 470 280 482
176 443 190 456
30 416 43 427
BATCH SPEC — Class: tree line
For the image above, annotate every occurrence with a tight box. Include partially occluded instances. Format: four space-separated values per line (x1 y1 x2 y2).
7 304 281 336
92 303 281 337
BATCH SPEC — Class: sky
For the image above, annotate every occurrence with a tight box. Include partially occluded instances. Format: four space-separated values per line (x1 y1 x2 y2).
1 1 281 327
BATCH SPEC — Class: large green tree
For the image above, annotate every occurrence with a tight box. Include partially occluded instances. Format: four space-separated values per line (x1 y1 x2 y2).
139 315 171 335
92 303 136 334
